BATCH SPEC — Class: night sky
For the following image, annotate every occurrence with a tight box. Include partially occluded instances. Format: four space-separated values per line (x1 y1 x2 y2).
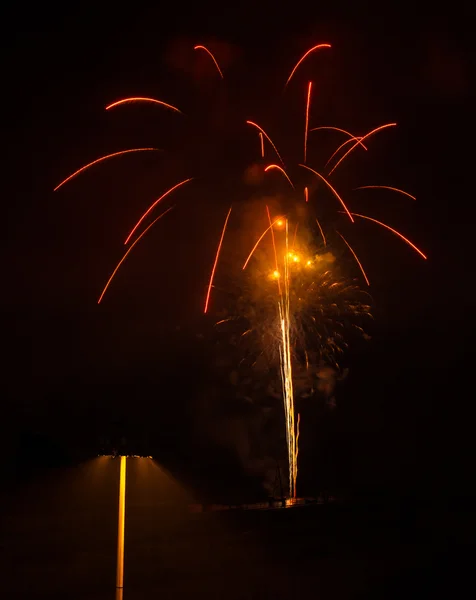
2 5 474 500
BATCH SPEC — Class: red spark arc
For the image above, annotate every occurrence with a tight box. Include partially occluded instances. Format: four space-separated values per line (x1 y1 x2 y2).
336 231 370 286
325 137 364 167
204 206 233 313
343 212 427 259
328 123 397 176
299 164 354 222
310 126 368 150
243 217 284 270
124 178 193 245
54 148 159 191
304 81 312 163
246 120 285 166
98 207 174 304
285 44 331 87
264 164 295 189
105 97 182 113
354 186 416 201
194 45 224 79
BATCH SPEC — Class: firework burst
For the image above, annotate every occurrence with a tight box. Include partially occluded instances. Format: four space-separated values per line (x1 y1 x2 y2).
55 41 427 499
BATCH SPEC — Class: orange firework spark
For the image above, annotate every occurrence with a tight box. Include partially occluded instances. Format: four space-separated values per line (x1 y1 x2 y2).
97 207 174 304
310 126 368 150
292 222 299 247
299 164 354 222
304 186 309 202
325 137 365 167
204 206 233 314
194 45 224 79
246 120 285 166
336 230 370 286
54 148 159 191
315 217 327 246
124 178 193 245
264 164 295 189
105 97 182 113
259 132 265 158
354 185 416 201
342 212 427 259
285 43 331 87
304 81 312 163
242 216 284 270
328 123 397 176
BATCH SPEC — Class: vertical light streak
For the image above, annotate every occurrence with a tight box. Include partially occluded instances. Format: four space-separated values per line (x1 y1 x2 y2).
304 81 312 163
277 220 297 499
116 456 126 595
246 121 285 166
259 132 264 158
304 186 309 202
266 205 281 295
204 206 233 313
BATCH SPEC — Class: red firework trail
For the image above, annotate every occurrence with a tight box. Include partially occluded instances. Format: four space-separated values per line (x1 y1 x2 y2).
328 123 397 176
354 186 416 201
342 212 427 259
105 97 182 113
285 43 331 87
259 132 265 158
97 206 174 304
336 230 370 286
304 81 312 163
204 206 233 314
194 45 224 79
124 178 193 245
246 120 285 166
299 164 354 222
325 137 364 167
310 126 368 150
54 148 159 191
264 164 295 189
304 186 309 202
315 217 326 246
243 216 284 270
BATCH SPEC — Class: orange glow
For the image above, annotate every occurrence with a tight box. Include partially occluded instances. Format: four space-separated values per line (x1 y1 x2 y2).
285 43 331 87
299 164 354 222
54 148 159 191
304 81 312 163
272 270 280 279
310 126 368 150
325 137 364 167
259 132 265 158
194 45 224 79
243 216 285 270
328 123 397 176
204 206 233 313
266 205 281 294
264 164 294 189
105 97 182 113
336 231 370 286
315 218 327 246
124 178 193 245
355 185 416 201
346 212 427 259
246 121 285 166
98 207 174 304
304 186 309 202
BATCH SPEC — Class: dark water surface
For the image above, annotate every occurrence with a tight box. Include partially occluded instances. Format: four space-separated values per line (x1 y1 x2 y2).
1 457 472 599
